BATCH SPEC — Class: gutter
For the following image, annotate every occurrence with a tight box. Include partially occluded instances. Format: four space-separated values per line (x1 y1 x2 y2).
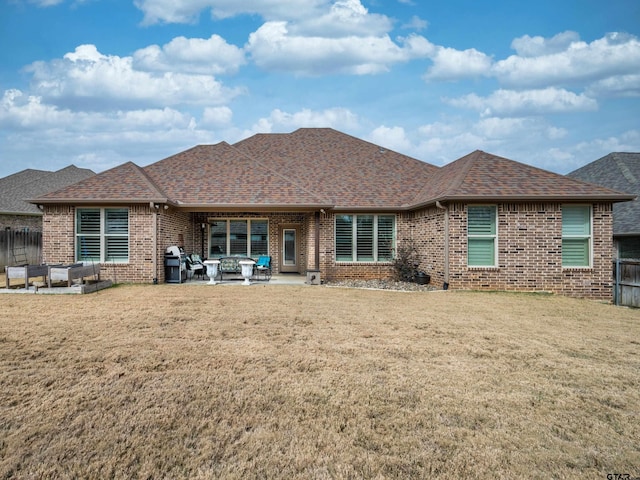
408 194 636 212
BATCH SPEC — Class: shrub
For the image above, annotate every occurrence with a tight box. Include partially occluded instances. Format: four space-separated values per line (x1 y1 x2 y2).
392 240 421 282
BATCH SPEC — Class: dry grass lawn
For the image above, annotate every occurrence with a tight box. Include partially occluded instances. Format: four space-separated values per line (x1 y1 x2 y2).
1 282 639 479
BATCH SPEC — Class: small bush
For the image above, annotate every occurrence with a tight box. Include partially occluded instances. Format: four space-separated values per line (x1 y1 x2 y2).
392 240 421 282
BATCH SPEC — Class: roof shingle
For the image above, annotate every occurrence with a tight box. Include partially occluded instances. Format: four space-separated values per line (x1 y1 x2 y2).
411 150 633 206
1 165 95 214
32 130 634 210
568 152 640 235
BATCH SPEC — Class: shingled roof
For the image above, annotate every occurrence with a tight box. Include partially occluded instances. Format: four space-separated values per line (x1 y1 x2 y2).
234 128 439 209
35 162 169 205
144 142 329 209
410 150 634 207
32 129 634 210
1 165 95 215
568 152 640 235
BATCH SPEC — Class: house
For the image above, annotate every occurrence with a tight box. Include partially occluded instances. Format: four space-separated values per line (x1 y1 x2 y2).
1 165 95 266
0 165 96 232
567 153 640 259
32 128 634 299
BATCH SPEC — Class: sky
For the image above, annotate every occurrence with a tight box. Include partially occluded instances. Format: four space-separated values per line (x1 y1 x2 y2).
0 0 639 179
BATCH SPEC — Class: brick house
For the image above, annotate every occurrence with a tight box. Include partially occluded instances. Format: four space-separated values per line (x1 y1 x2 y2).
32 129 633 299
1 165 95 232
1 165 95 266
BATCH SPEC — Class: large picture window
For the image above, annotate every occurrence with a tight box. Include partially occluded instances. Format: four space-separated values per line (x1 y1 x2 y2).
468 205 497 267
562 205 592 267
209 219 268 258
76 208 129 263
335 214 395 262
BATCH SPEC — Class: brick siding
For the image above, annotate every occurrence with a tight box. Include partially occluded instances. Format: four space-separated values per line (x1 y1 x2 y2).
41 202 615 298
0 214 43 232
445 202 613 300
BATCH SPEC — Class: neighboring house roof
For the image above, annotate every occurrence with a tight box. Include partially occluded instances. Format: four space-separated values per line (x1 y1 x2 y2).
32 129 635 210
0 165 95 215
568 152 640 236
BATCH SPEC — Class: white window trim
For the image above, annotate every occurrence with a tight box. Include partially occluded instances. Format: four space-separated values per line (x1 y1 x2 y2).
76 207 129 264
334 214 396 263
467 204 498 268
207 218 269 258
561 204 593 269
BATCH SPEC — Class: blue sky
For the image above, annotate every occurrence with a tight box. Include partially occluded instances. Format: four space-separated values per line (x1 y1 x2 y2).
1 0 639 178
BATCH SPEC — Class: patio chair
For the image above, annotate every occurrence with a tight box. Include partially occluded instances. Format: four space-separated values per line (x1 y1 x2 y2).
186 254 206 280
254 255 272 281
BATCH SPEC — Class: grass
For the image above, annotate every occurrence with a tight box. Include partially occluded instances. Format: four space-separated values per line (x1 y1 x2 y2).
1 283 639 479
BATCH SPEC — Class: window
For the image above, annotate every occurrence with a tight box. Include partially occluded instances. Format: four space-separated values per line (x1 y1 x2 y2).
562 205 591 267
209 219 268 258
468 206 497 267
335 214 395 262
76 208 129 263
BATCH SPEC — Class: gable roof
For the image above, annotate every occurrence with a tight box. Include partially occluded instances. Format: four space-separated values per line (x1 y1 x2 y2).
568 152 640 235
31 129 634 211
0 165 95 215
410 150 634 207
35 162 169 205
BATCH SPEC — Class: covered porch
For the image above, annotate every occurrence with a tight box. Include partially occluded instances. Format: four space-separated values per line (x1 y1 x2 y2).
155 209 324 284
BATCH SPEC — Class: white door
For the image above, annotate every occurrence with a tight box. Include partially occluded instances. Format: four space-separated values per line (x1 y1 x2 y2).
281 228 298 272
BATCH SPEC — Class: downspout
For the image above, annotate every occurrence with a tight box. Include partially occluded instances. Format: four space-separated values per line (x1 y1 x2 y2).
315 210 321 270
152 206 158 284
435 201 450 290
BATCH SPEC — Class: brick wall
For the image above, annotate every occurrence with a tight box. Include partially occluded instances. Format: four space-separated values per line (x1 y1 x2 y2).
402 207 447 287
0 214 43 232
446 202 614 300
41 203 615 298
42 205 75 265
43 204 158 284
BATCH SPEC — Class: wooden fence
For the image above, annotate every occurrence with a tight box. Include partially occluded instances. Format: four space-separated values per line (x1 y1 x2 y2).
614 259 640 308
0 229 42 267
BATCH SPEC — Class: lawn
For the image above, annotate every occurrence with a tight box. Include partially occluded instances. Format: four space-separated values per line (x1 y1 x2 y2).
1 283 639 479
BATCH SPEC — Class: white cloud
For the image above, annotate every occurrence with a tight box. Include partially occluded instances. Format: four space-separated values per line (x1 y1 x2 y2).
367 125 412 152
134 0 327 25
473 117 528 138
0 88 197 132
446 88 598 116
0 87 222 173
586 74 640 98
26 0 63 5
402 15 428 31
133 35 246 75
135 0 429 77
493 32 640 89
248 107 359 133
510 31 580 57
0 89 73 128
26 44 243 109
424 46 492 81
247 22 432 75
201 106 233 127
291 0 392 37
535 128 640 173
